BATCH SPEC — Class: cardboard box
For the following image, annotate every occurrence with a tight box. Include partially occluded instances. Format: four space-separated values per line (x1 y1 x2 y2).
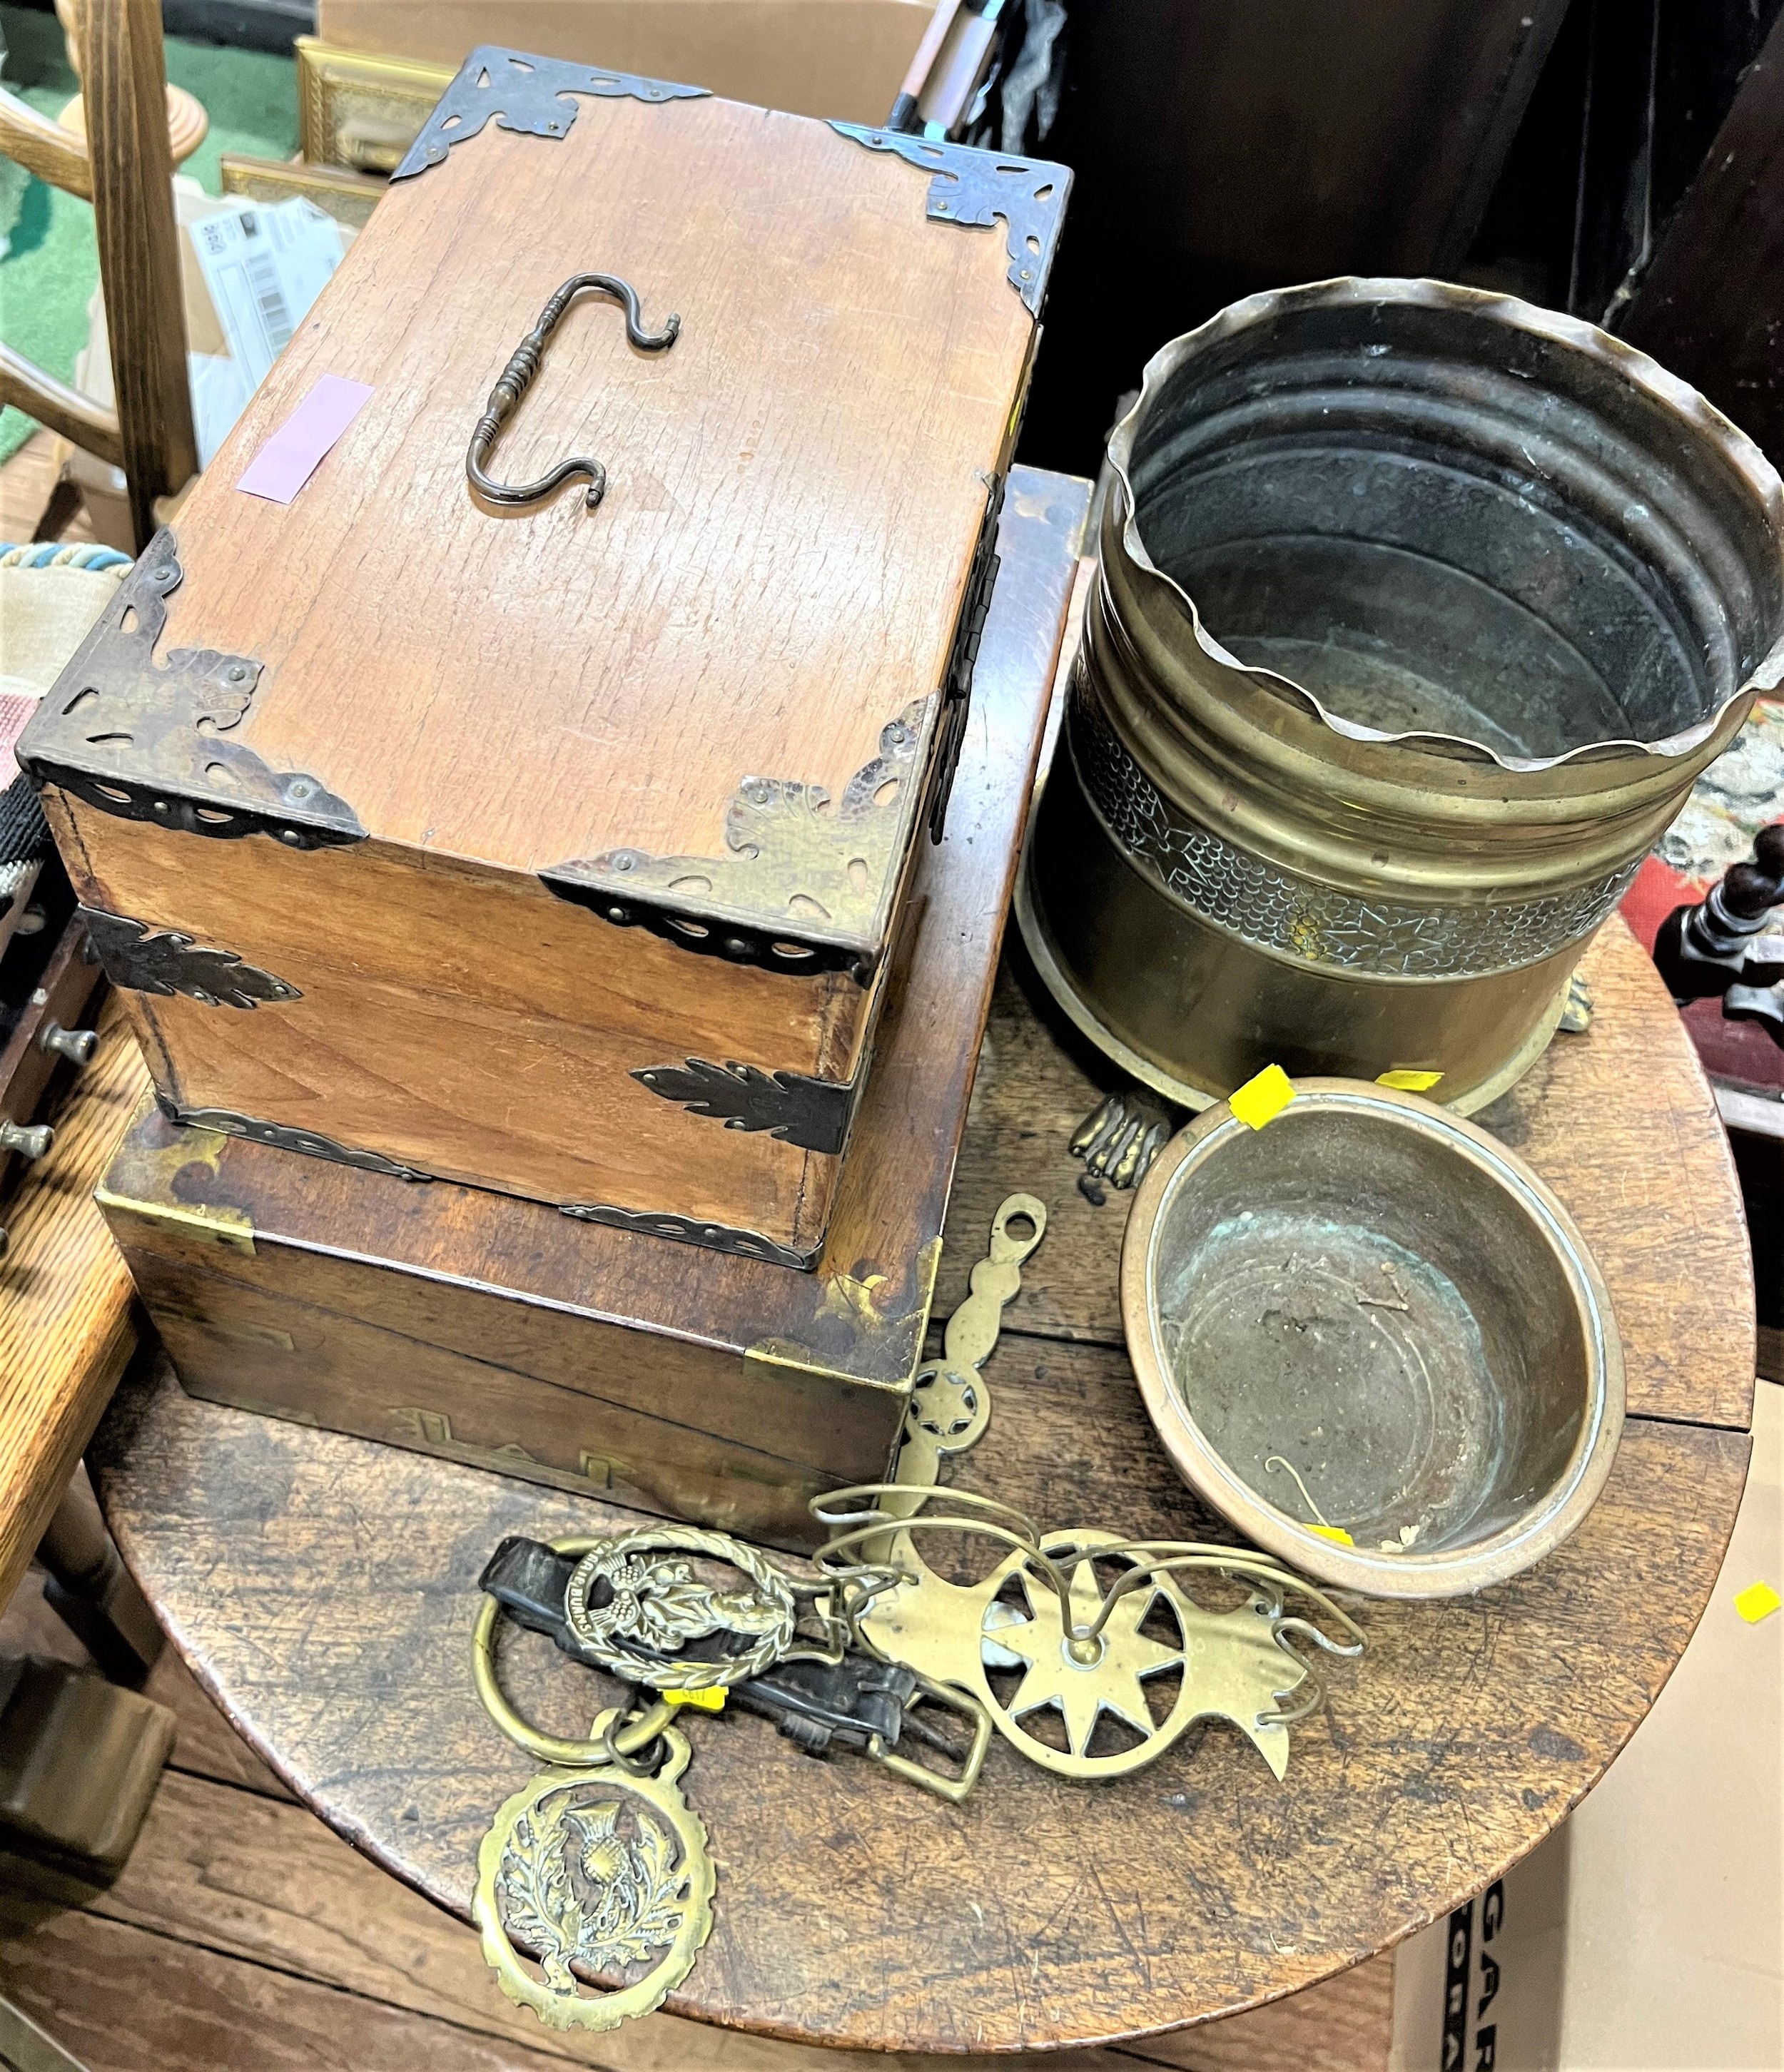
1391 1382 1783 2068
315 0 933 125
67 181 355 552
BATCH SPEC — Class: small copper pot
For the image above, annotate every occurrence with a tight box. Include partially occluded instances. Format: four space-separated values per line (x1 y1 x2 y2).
1019 278 1784 1109
1121 1082 1623 1598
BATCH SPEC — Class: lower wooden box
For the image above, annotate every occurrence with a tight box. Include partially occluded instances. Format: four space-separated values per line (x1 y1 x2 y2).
95 469 1089 1550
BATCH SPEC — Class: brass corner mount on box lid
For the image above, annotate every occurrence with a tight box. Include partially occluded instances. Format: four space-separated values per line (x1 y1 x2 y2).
828 126 1070 318
385 46 1071 325
542 701 931 985
15 530 364 851
389 46 709 181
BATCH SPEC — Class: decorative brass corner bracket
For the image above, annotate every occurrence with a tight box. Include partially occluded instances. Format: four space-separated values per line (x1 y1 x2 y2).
829 126 1070 316
632 1057 853 1157
542 700 931 984
83 908 300 1009
557 1199 815 1271
392 46 707 180
153 1095 433 1182
16 530 363 850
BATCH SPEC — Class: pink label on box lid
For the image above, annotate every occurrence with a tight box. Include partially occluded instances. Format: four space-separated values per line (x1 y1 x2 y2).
236 374 374 504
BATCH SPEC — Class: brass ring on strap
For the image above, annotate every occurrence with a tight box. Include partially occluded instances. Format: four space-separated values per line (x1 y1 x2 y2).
472 1534 675 1766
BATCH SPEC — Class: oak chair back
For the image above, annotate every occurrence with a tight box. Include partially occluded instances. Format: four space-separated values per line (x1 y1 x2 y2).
0 0 197 549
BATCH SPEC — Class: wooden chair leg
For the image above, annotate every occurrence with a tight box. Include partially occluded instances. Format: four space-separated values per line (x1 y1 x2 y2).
28 473 86 545
78 0 196 550
0 1652 173 1875
34 1466 161 1688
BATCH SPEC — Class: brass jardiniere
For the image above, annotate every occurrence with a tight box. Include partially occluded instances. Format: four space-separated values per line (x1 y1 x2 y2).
1120 1081 1625 1598
1020 278 1784 1110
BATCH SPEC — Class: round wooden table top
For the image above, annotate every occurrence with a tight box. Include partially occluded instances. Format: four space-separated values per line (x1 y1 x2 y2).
93 918 1758 2055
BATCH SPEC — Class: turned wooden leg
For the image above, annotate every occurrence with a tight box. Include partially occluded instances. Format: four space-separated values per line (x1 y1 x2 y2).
34 1466 162 1688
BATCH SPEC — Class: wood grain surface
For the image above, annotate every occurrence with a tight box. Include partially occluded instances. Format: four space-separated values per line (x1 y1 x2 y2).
83 0 197 542
154 90 1036 880
0 1570 1394 2072
91 901 1755 2051
60 807 867 1251
0 345 124 469
73 467 1086 1258
0 83 92 196
0 430 96 544
0 1 208 494
93 1357 1746 2053
93 473 1088 1539
310 1 936 130
0 994 141 1610
0 915 104 1190
45 77 1055 1236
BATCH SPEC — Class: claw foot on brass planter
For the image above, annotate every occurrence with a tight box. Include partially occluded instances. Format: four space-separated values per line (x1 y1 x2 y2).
1070 1090 1175 1196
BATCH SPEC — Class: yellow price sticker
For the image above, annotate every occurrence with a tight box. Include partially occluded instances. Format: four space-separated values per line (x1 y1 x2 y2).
1377 1069 1444 1093
1230 1064 1295 1130
1307 1524 1354 1547
1734 1580 1780 1625
662 1685 727 1711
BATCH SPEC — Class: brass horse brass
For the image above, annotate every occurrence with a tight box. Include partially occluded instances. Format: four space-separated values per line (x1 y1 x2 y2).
467 1192 1364 2040
475 1712 714 2033
818 1193 1366 1781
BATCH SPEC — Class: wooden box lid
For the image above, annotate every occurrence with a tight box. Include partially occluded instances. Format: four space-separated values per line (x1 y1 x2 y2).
93 468 1092 1546
24 50 1068 977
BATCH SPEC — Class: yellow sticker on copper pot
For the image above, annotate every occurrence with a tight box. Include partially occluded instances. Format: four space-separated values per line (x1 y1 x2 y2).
1377 1070 1444 1092
1230 1065 1294 1129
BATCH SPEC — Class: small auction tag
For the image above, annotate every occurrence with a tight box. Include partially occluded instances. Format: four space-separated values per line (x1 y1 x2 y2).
663 1685 727 1711
1734 1580 1780 1624
1307 1525 1354 1547
1377 1069 1444 1092
238 373 374 504
1230 1064 1294 1130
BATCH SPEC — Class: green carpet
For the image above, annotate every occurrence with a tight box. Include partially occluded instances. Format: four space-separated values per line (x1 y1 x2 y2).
0 4 299 462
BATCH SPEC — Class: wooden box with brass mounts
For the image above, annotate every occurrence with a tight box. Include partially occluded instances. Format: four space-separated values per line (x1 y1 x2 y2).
91 469 1089 1551
21 47 1070 1269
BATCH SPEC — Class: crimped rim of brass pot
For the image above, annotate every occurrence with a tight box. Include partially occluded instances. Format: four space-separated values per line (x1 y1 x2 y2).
1107 275 1784 773
1120 1080 1626 1598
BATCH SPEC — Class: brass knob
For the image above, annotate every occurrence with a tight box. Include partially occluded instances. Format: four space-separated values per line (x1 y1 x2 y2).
0 1119 54 1159
39 1020 98 1066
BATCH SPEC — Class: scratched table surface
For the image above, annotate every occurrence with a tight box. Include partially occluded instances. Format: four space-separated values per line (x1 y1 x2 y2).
92 917 1756 2053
